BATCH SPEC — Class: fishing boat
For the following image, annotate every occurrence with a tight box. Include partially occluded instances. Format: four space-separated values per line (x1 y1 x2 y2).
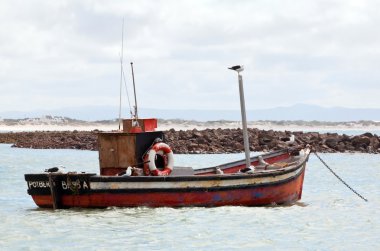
24 65 310 209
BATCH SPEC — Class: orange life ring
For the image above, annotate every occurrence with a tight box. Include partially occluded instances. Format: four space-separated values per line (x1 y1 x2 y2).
143 142 174 176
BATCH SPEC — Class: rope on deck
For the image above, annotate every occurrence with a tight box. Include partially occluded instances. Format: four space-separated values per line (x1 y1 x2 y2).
313 151 368 202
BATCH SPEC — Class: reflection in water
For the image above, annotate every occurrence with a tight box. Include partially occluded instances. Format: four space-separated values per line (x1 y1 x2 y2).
0 145 379 250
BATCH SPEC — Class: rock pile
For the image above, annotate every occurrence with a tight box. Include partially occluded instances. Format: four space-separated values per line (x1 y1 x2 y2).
0 131 98 150
165 129 380 154
0 129 379 154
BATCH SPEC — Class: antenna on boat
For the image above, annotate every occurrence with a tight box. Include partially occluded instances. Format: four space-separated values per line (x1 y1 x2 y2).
228 65 252 169
117 19 133 131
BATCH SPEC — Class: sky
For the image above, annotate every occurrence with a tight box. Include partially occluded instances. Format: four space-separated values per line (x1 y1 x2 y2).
0 0 379 116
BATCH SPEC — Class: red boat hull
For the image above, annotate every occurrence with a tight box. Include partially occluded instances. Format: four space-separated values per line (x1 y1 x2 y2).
29 166 306 208
25 148 309 208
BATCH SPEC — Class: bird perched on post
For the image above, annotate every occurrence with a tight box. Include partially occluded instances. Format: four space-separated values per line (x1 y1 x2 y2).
228 65 244 73
45 166 65 173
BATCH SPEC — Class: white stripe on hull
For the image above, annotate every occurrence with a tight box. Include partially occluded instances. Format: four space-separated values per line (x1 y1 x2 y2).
91 164 305 190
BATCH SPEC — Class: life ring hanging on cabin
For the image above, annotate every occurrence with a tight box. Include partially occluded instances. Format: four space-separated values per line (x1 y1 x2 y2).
143 142 174 176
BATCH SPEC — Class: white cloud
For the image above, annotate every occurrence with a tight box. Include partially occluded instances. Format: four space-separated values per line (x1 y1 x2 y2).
0 0 379 114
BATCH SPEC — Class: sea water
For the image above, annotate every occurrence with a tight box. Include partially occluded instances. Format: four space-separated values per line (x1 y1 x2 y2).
0 144 379 250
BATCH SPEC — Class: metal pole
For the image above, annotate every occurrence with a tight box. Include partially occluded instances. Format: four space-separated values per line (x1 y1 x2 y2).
130 62 138 120
238 73 251 169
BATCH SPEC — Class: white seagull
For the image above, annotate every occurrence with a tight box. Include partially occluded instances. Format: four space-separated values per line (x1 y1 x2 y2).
123 166 133 176
216 168 224 175
258 156 269 166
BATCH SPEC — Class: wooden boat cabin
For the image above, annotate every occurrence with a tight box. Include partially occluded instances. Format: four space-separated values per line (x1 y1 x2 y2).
98 118 164 176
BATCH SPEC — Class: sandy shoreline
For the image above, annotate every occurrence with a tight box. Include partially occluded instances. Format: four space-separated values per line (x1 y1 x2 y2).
1 123 380 133
0 124 116 132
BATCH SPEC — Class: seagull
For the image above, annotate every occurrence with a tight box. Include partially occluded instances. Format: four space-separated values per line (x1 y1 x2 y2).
216 168 224 175
239 166 255 174
258 156 269 166
228 65 244 73
117 166 132 176
256 156 272 169
280 134 295 144
45 166 65 173
287 134 295 144
246 166 255 174
122 166 133 176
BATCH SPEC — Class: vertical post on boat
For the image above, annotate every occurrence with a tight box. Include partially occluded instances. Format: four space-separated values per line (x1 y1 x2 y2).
48 173 59 210
130 62 138 120
238 73 251 169
229 65 251 169
129 62 143 133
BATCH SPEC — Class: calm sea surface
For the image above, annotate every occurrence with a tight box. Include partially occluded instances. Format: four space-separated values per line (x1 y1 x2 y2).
0 144 379 250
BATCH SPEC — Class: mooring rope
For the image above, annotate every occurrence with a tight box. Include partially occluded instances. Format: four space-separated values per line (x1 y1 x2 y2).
313 151 368 202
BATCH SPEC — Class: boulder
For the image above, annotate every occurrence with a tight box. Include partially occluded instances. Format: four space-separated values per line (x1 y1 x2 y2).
370 137 380 150
325 138 338 148
351 136 370 147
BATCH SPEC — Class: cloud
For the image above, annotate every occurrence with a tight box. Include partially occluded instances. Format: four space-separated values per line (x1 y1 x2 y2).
0 0 379 114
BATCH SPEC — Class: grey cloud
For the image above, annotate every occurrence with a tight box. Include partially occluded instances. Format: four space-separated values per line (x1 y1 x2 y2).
0 0 379 113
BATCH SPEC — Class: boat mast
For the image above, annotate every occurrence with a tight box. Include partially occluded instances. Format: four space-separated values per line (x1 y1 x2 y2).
229 65 251 169
130 62 139 124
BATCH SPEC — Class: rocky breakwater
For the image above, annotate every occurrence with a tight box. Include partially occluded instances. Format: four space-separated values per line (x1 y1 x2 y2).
165 129 380 154
0 131 98 150
0 129 379 154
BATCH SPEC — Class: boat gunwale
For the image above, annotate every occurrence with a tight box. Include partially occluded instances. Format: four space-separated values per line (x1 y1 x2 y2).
91 159 306 182
193 148 289 174
24 149 309 183
27 164 306 196
79 167 306 193
93 148 309 182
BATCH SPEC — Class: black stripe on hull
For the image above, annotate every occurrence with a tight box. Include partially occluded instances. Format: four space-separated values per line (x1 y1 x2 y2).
26 165 305 196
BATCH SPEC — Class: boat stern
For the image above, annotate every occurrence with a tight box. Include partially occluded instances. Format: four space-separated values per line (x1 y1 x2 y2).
25 173 96 208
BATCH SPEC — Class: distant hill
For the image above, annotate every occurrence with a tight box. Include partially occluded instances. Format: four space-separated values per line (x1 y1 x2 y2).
0 104 379 122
